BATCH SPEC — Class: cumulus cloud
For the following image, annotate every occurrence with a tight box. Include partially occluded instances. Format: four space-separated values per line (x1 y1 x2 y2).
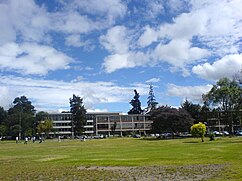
154 39 209 67
137 25 158 47
0 86 12 109
192 53 242 81
0 0 50 45
100 26 130 54
0 42 72 75
101 0 241 74
167 83 212 102
69 0 127 23
0 75 147 112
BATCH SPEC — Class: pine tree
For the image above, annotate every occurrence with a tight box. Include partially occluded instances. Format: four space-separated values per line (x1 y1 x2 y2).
128 90 143 114
69 94 86 136
146 85 158 113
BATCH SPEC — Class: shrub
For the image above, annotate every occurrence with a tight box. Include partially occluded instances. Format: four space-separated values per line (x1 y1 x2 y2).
190 122 206 142
208 133 215 141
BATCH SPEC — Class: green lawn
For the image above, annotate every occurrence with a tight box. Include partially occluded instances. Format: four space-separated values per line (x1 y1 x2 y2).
0 137 241 180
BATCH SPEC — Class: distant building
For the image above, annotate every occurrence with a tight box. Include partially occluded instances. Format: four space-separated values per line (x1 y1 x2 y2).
47 112 152 137
206 110 242 133
48 113 73 137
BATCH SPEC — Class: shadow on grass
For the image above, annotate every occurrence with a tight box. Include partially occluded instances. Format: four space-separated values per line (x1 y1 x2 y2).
141 138 172 141
183 141 201 144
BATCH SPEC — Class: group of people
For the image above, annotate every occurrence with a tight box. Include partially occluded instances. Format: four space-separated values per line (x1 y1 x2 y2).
15 136 43 144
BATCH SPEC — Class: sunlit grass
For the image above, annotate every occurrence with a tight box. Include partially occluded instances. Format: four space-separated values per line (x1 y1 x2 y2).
0 137 241 180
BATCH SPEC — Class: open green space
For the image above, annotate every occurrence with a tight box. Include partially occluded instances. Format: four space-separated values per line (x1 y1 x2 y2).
0 137 241 180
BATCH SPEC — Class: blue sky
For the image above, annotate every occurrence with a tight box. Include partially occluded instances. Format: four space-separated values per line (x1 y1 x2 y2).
0 0 241 113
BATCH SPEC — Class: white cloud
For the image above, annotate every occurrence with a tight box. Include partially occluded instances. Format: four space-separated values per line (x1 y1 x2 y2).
0 86 12 109
0 42 72 75
147 0 164 18
65 34 95 51
0 0 51 45
100 26 129 54
124 0 242 75
146 78 160 83
102 51 151 73
154 39 209 67
70 0 127 23
53 11 97 34
192 53 242 81
0 75 147 112
167 83 212 102
102 54 130 73
166 0 190 14
137 26 158 47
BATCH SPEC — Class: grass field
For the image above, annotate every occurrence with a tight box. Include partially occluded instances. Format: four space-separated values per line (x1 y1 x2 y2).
0 137 241 180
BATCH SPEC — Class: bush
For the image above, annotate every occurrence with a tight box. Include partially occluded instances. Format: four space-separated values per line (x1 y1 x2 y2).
208 133 215 141
190 122 206 142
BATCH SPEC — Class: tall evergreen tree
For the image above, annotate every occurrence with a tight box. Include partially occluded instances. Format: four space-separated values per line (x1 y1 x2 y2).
7 96 36 139
128 90 143 114
0 107 8 137
146 85 158 113
181 99 201 122
69 94 86 136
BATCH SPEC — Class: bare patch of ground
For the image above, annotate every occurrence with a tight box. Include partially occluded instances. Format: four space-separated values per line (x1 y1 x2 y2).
78 164 226 181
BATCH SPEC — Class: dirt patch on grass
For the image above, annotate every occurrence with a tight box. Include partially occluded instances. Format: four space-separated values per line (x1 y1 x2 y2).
78 164 226 181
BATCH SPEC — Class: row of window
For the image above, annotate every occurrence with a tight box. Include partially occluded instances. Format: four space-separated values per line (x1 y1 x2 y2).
97 123 152 130
53 123 71 126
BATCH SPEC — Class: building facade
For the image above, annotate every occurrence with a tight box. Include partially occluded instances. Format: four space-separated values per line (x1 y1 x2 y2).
206 110 242 133
48 112 152 137
48 113 73 137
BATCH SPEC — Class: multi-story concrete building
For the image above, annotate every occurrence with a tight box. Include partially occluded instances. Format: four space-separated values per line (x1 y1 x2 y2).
94 113 152 136
206 110 242 133
48 112 152 137
48 113 73 137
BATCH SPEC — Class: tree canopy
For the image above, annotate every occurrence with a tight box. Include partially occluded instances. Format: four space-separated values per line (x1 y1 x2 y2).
69 94 86 136
36 119 53 137
128 89 143 114
146 85 158 113
203 78 242 133
203 78 242 111
150 106 194 135
181 99 201 122
190 122 206 142
7 96 36 138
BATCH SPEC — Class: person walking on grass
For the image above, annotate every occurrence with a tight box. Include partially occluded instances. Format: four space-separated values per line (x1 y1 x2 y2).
24 137 28 144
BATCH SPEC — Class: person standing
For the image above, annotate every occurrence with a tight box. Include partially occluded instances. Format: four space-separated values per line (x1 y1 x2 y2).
39 137 42 143
16 136 19 143
24 137 28 144
32 136 36 143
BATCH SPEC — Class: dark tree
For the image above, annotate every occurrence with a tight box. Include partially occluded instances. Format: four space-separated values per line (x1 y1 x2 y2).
0 106 7 125
7 96 36 138
35 111 49 136
128 89 143 114
35 111 49 122
0 107 8 137
69 94 86 136
111 121 117 135
150 106 194 137
181 99 201 122
146 85 158 113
